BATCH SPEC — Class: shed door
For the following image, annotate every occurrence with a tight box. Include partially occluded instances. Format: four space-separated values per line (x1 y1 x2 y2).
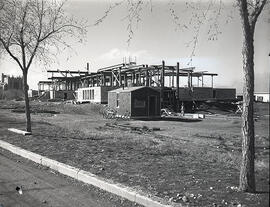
149 96 157 116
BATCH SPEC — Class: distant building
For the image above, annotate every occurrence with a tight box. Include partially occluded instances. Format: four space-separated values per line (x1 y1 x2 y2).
37 80 76 100
1 73 23 90
254 92 269 102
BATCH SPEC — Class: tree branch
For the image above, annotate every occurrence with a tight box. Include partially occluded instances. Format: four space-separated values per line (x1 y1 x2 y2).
0 0 86 72
250 0 268 29
0 38 24 70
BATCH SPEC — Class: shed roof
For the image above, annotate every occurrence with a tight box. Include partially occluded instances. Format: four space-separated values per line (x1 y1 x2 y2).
109 86 158 93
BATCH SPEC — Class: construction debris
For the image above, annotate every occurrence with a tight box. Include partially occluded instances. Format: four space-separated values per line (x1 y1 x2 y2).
104 122 157 134
161 108 203 122
15 186 23 195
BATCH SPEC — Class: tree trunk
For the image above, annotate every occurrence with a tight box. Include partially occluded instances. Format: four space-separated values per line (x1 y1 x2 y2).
22 70 31 132
239 23 255 192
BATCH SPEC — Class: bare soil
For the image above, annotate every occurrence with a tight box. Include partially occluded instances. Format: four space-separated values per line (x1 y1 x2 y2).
0 100 268 207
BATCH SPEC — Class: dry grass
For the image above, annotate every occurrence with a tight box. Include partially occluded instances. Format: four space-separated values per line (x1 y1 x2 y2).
0 89 24 100
0 100 269 207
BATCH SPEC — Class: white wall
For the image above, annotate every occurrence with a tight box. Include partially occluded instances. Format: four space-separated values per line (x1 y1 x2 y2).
76 87 101 103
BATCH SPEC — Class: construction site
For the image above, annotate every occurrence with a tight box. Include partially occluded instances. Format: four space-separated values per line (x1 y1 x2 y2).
37 60 236 119
0 84 268 207
0 0 269 205
0 60 268 207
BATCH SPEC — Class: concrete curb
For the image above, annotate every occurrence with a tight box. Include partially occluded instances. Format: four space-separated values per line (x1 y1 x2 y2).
0 140 172 207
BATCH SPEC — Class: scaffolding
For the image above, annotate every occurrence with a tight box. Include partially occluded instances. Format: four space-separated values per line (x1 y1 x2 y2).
81 61 217 89
39 61 237 110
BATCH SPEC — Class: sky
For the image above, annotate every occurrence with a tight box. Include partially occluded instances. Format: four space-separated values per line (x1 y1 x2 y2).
0 0 269 93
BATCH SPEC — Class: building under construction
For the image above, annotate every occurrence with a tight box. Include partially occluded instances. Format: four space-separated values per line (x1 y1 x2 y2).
38 69 88 100
38 60 236 112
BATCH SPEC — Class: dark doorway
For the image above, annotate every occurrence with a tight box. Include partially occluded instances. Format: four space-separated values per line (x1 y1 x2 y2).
64 93 67 100
149 96 156 116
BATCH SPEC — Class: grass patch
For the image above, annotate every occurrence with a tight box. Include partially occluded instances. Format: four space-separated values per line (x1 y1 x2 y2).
0 101 268 207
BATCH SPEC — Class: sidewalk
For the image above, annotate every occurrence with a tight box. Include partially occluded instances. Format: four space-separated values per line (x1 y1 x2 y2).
0 140 172 207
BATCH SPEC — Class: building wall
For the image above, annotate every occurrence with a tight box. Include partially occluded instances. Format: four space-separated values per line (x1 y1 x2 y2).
108 91 131 115
213 88 236 100
131 90 148 117
100 86 116 103
77 87 99 103
50 90 75 100
178 87 213 101
108 92 117 109
77 86 115 103
131 88 160 117
92 87 101 103
192 87 213 100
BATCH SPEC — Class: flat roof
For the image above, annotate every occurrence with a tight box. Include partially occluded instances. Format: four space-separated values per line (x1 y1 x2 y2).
109 86 156 93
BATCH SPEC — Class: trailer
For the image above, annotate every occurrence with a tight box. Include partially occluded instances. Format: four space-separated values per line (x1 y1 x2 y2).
76 86 115 104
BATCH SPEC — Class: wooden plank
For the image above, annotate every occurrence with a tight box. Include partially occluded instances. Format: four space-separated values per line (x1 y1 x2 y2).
8 128 32 135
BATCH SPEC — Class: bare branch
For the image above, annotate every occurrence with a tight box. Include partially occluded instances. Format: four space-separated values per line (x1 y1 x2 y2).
93 0 125 26
250 0 268 28
0 38 24 70
0 0 86 72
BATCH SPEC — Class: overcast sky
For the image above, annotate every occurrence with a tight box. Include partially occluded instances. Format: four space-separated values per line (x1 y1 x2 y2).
0 0 269 93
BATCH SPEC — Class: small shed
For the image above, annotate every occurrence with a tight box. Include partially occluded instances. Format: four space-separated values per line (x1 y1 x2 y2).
108 86 161 118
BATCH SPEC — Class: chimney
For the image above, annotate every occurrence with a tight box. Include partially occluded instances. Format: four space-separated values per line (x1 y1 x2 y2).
86 62 89 74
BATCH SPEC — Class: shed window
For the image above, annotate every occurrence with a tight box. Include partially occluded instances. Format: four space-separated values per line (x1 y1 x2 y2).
134 99 145 108
116 92 119 107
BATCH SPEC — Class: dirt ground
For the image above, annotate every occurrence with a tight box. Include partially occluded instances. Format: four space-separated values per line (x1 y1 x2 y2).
0 100 269 207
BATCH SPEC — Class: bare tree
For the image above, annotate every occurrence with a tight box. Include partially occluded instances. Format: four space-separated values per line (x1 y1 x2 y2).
0 0 86 132
168 0 268 192
94 0 268 192
237 0 268 192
